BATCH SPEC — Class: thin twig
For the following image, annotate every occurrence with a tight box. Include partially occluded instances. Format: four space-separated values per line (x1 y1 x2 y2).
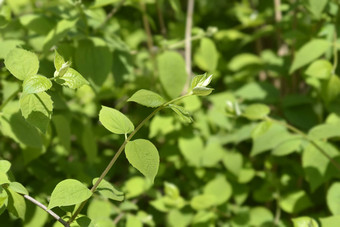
156 0 167 37
332 24 338 74
68 94 192 224
183 0 194 94
95 0 126 32
268 117 340 171
184 0 194 76
140 1 155 58
23 195 69 227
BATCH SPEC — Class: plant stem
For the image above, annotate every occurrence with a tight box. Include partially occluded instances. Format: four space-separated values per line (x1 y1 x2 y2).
95 0 126 32
332 26 338 74
156 0 167 37
184 0 194 77
0 88 20 112
140 1 155 58
268 117 340 171
68 93 192 224
23 195 70 227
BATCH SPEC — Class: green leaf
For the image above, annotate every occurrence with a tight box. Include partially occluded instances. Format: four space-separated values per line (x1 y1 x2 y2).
54 49 65 72
8 182 28 195
99 106 134 135
190 74 213 91
305 59 332 80
0 112 43 148
228 53 263 71
128 89 166 108
203 176 232 206
319 215 340 227
308 123 340 140
92 178 124 201
292 217 319 227
6 188 26 220
307 0 328 18
55 68 89 89
272 136 302 156
327 182 340 215
249 207 274 226
158 51 187 98
222 151 243 176
243 104 270 120
280 190 313 213
91 0 121 8
125 139 160 183
251 120 272 139
321 75 340 103
303 141 339 192
23 75 52 94
4 48 39 80
194 38 219 72
0 40 24 59
43 19 78 51
19 92 53 133
190 194 216 210
19 14 54 35
169 104 193 123
48 179 92 209
290 39 330 73
75 38 112 86
179 136 204 167
192 87 214 96
0 160 11 174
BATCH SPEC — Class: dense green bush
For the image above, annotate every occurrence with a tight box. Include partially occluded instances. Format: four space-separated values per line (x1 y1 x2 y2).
1 0 340 226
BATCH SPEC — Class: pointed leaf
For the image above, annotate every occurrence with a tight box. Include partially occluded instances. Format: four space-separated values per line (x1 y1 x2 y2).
125 139 159 183
169 104 193 123
54 49 65 71
290 39 330 73
48 179 92 209
23 75 52 94
158 51 187 98
56 68 89 89
4 48 39 80
92 178 124 201
99 106 134 134
6 188 26 220
190 74 212 90
128 89 166 108
8 182 28 195
194 38 219 72
192 87 214 96
305 59 332 80
20 92 53 133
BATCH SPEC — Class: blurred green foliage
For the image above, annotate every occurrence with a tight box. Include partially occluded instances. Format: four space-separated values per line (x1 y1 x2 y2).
1 0 340 226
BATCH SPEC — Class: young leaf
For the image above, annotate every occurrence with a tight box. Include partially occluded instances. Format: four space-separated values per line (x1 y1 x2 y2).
190 74 213 91
99 106 134 135
54 49 65 71
20 92 53 133
243 104 270 120
125 139 160 184
169 104 193 123
23 75 52 94
128 89 166 108
48 179 92 209
55 68 89 89
157 51 187 98
92 178 124 201
4 48 39 80
5 188 26 220
192 87 214 96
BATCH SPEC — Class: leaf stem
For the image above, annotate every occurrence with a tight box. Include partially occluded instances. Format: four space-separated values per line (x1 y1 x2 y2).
0 88 20 112
23 195 70 227
68 93 192 224
268 117 340 171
